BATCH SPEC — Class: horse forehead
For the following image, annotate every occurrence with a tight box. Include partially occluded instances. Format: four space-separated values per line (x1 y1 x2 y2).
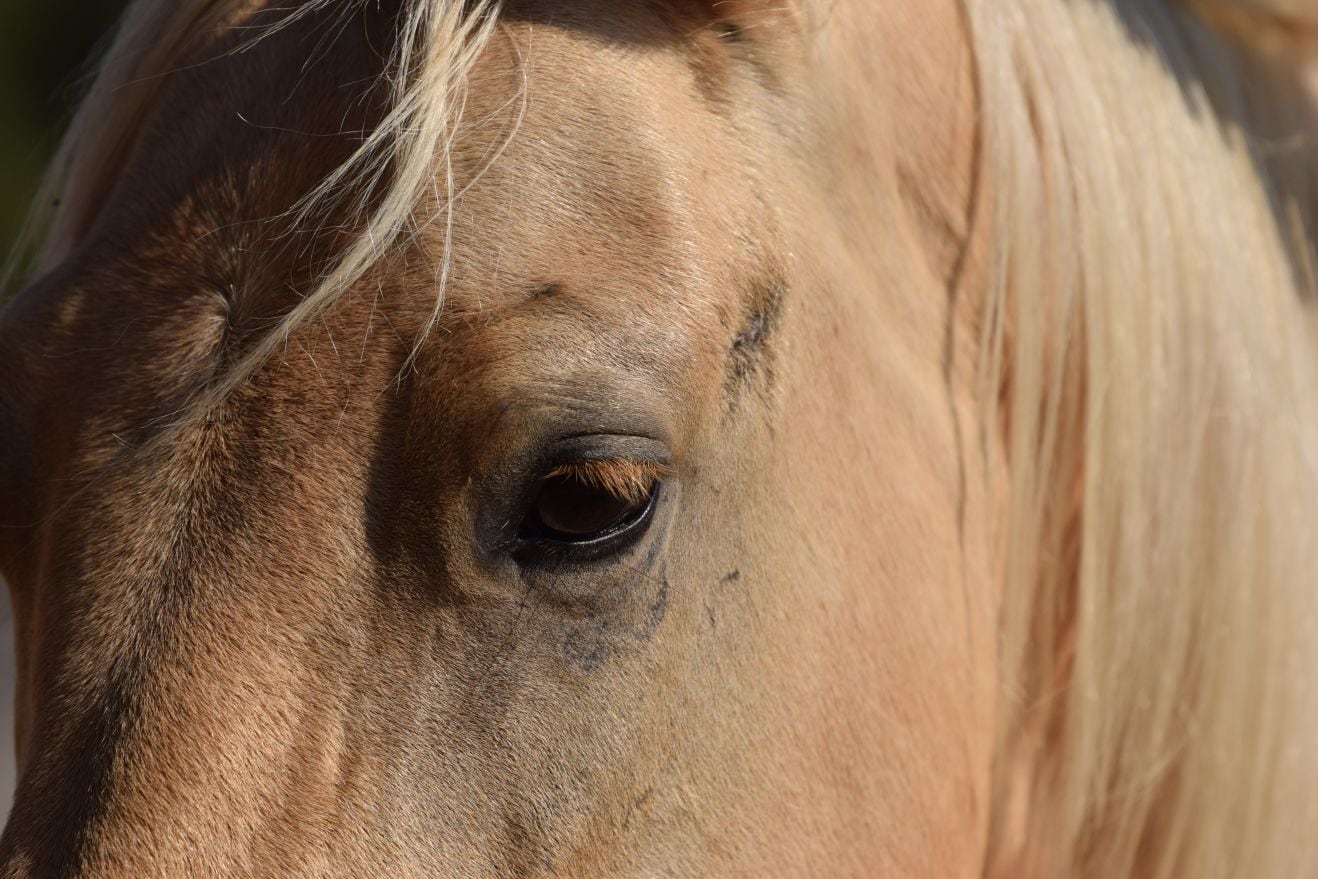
437 20 760 320
135 11 728 330
32 5 755 406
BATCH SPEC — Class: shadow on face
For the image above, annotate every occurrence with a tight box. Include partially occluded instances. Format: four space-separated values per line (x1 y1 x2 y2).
0 1 998 876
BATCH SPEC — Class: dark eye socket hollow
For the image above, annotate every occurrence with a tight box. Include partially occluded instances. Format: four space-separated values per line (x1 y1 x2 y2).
520 459 664 546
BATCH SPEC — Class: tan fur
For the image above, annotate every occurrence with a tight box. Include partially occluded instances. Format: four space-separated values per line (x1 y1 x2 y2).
0 0 1313 877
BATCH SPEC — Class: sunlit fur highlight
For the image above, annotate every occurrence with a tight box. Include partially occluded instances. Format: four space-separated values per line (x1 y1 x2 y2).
10 0 1318 876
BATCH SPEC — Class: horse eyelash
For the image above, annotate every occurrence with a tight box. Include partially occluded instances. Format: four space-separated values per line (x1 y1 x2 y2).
544 458 670 505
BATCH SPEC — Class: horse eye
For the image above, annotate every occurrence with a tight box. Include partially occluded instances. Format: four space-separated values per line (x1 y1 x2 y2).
524 473 655 543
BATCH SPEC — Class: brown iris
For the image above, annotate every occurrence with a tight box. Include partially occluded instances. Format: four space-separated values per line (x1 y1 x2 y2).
524 459 667 543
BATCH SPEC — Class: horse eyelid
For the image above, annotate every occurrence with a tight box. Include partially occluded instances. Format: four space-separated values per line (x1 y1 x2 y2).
543 458 672 504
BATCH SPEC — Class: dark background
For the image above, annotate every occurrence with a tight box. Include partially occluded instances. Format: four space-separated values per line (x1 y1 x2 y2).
0 0 129 818
0 1 128 266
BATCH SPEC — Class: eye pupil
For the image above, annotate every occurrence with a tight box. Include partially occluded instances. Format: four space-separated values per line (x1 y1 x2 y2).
529 474 650 542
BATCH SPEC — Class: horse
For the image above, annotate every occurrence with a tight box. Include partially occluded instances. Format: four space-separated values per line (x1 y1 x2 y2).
0 0 1315 875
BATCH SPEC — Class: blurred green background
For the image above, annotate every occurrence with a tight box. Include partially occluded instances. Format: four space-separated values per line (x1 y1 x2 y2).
0 1 129 268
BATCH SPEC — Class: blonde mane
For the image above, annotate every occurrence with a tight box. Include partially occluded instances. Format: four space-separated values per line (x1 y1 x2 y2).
972 1 1318 875
11 0 1318 876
